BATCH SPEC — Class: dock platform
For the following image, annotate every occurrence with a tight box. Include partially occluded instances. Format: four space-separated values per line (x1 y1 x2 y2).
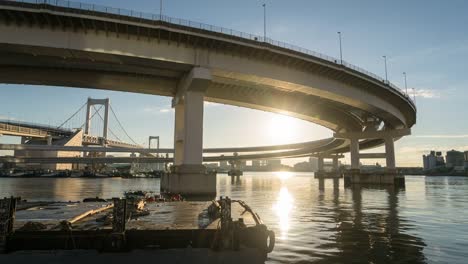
0 196 275 263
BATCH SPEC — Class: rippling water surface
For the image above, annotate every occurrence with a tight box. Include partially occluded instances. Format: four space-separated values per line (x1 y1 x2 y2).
1 173 467 263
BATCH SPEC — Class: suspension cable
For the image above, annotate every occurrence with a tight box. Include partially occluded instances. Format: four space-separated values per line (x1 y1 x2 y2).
91 105 123 142
109 104 139 145
79 105 103 130
57 102 87 129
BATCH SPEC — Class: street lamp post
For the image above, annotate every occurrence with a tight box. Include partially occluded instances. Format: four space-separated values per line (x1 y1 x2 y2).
382 55 388 83
160 0 163 20
262 3 266 41
338 31 343 63
403 72 408 95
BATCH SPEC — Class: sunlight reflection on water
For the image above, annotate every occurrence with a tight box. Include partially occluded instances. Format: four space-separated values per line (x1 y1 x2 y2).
273 186 293 239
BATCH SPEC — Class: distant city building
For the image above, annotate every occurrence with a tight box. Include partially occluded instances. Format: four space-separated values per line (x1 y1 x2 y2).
423 151 445 171
446 150 464 168
464 151 468 169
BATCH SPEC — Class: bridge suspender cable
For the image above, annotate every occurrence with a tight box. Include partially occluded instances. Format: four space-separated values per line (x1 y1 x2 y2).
91 105 123 142
56 102 87 129
79 105 103 130
109 104 139 145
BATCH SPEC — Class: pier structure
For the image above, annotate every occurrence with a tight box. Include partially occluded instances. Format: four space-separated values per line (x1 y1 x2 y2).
335 129 410 185
227 153 243 179
0 0 416 195
315 154 343 178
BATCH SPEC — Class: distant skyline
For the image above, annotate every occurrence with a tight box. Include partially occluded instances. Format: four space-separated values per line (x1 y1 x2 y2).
2 0 468 166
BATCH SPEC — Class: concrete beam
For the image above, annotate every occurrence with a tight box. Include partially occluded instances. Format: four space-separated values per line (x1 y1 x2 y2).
359 153 387 159
313 154 345 159
334 128 411 140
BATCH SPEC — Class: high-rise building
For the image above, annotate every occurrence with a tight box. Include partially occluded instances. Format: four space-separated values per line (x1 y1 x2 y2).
446 150 464 168
464 151 468 169
423 151 445 171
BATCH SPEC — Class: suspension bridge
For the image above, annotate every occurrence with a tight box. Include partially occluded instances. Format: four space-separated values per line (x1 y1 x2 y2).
0 98 348 166
0 98 141 149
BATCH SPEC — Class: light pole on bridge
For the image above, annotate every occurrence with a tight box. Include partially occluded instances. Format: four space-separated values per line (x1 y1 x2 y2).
337 31 343 63
403 72 408 95
159 0 163 20
262 3 267 41
382 55 388 83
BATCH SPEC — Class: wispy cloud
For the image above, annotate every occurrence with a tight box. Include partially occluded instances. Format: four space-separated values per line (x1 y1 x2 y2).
407 88 441 98
143 105 173 114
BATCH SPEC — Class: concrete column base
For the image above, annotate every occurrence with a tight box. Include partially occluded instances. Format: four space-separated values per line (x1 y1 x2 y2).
161 164 216 198
314 171 342 179
343 170 405 187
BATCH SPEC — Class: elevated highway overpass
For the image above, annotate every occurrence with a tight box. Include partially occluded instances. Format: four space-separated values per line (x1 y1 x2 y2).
0 0 417 195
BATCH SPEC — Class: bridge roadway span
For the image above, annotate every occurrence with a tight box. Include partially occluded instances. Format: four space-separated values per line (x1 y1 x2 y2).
0 1 417 195
0 138 347 164
0 120 141 148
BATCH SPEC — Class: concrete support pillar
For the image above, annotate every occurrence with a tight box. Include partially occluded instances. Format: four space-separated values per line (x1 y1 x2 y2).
173 102 185 165
172 90 205 166
318 156 324 172
332 156 339 171
182 91 204 165
46 135 52 146
162 67 215 198
385 136 396 170
350 137 360 170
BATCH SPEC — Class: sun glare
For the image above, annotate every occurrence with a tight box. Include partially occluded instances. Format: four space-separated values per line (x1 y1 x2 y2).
267 114 300 144
275 171 293 180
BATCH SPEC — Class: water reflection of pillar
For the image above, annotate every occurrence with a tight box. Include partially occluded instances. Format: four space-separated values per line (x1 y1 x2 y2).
318 178 325 192
231 175 241 185
328 186 427 263
385 187 426 263
333 178 340 201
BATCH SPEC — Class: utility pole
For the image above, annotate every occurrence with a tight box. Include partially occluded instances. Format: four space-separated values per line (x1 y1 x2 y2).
338 31 343 63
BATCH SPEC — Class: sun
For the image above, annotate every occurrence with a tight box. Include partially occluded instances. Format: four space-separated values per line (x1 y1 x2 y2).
267 114 299 144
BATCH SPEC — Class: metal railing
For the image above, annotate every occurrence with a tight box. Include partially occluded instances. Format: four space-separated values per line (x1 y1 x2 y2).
0 122 48 137
0 119 72 133
4 0 415 110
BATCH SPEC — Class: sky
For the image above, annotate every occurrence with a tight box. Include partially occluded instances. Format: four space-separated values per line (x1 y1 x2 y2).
1 0 468 166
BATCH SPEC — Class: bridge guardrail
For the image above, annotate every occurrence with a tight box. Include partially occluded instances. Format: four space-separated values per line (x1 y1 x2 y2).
0 122 48 137
6 0 416 111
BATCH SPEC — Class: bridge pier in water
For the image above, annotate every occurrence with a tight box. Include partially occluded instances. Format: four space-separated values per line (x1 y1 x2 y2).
161 67 216 197
336 129 410 186
315 154 342 178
